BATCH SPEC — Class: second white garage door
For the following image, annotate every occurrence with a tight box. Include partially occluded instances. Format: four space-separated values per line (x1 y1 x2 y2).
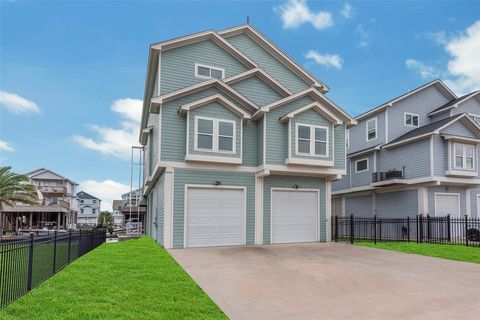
186 186 245 248
271 189 319 244
435 193 460 218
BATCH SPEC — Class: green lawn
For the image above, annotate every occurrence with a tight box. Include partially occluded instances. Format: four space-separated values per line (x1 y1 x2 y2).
355 241 480 264
1 237 227 320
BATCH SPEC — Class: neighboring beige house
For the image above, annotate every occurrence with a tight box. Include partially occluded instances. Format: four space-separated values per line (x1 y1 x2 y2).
1 168 79 234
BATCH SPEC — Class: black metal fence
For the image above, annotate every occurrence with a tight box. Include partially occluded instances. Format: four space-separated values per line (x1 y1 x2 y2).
332 215 480 247
0 229 106 309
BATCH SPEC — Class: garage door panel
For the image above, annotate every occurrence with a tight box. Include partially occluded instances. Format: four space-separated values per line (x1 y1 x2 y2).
186 187 244 248
272 190 318 244
435 193 460 218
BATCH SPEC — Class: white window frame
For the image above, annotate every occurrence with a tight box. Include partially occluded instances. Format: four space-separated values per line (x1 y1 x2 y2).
453 142 475 171
194 116 236 154
355 157 369 173
346 128 350 149
194 63 225 80
295 123 329 158
366 117 377 141
404 112 420 127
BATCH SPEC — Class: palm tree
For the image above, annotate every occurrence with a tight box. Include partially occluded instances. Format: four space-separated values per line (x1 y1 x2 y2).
97 210 113 227
0 166 39 234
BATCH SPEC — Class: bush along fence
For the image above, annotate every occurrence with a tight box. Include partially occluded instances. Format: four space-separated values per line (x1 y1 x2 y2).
332 215 480 247
0 229 106 309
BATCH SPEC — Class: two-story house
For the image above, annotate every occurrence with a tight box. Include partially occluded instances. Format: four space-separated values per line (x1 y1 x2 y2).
77 191 101 226
140 24 356 249
332 80 480 219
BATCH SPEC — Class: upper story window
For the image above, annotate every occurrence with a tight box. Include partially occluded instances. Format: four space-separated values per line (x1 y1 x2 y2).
296 123 329 157
93 200 97 203
92 209 96 214
195 116 235 153
366 118 377 141
454 143 475 170
405 113 419 127
355 158 369 173
80 200 84 204
195 63 225 80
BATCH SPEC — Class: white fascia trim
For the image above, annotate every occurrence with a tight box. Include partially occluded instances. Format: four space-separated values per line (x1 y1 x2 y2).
261 164 345 177
140 126 153 145
445 170 478 177
179 94 251 119
224 68 291 97
185 154 242 164
404 112 420 128
356 80 457 121
151 30 257 68
151 79 258 112
254 174 264 244
253 88 356 125
332 185 375 195
218 24 329 93
383 132 433 149
441 134 480 144
347 145 382 158
279 102 342 125
285 157 334 167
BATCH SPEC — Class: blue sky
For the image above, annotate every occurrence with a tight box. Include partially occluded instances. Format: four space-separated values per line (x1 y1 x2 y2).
1 0 479 209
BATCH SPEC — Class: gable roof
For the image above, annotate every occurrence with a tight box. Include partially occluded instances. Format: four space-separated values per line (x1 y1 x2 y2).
77 191 100 200
150 78 258 113
384 113 480 148
428 90 480 116
279 102 342 125
252 87 356 126
356 79 457 121
218 24 329 93
26 168 78 185
224 68 291 97
178 94 251 119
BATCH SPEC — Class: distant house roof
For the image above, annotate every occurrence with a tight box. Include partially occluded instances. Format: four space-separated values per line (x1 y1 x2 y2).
26 168 78 185
384 113 480 148
77 191 101 200
428 91 480 116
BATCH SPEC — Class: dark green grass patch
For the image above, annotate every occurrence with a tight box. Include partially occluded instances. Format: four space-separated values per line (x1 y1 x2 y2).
1 237 227 319
355 241 480 264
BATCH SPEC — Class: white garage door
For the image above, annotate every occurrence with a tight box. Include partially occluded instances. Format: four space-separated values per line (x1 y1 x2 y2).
271 189 318 244
186 187 245 248
435 193 460 217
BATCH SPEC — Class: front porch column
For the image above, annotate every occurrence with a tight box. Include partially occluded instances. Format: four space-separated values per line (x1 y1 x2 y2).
29 213 33 229
57 213 61 229
325 179 332 242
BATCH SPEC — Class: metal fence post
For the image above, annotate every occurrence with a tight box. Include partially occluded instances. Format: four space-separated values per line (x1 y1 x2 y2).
465 215 469 247
350 214 354 244
407 216 410 242
447 215 451 243
334 215 338 242
78 229 82 257
374 215 377 244
427 214 430 242
67 229 72 263
27 233 34 291
52 230 57 274
91 229 94 250
419 215 424 243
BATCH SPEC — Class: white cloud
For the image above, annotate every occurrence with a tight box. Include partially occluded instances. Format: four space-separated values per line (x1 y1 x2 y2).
0 91 40 114
73 98 142 160
405 59 441 79
356 24 370 47
0 140 15 152
341 2 354 19
79 179 131 211
276 0 333 30
306 50 343 69
407 20 480 95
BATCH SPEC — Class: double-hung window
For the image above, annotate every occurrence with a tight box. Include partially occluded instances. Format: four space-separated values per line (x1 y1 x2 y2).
195 63 225 79
296 124 329 157
405 113 419 127
366 118 377 141
195 116 235 153
454 143 475 170
355 158 369 173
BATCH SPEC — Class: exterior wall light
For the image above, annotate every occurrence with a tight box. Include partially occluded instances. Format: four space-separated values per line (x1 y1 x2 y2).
292 184 299 189
213 181 221 186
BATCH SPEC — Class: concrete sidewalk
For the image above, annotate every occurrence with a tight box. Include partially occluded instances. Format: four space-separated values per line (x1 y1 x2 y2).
170 243 480 320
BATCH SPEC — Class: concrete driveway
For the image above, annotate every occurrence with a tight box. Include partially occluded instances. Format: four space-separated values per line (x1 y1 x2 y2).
170 243 480 320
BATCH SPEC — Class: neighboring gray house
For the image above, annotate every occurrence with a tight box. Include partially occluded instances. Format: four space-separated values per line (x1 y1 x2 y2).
77 191 101 226
141 24 356 249
332 80 480 219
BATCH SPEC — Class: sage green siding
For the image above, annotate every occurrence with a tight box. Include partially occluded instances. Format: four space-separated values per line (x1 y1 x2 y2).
290 109 333 161
334 125 346 170
188 102 241 159
231 76 282 106
160 40 247 94
161 87 254 164
155 173 165 245
243 120 258 167
263 175 326 244
257 118 264 166
265 96 315 165
173 169 256 248
226 34 310 93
